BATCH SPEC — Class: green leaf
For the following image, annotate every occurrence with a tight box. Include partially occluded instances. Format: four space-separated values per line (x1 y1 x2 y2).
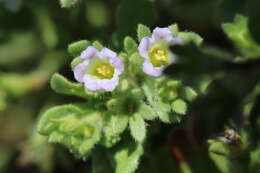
117 79 130 92
208 139 233 173
129 52 144 74
142 79 156 105
106 114 128 135
110 139 144 173
106 98 122 112
92 40 104 50
137 24 152 41
68 40 90 57
71 57 82 69
177 32 203 46
50 74 101 99
208 139 230 156
222 14 260 58
101 113 129 148
142 79 172 123
158 80 180 102
37 103 103 158
209 149 231 173
182 86 198 102
138 103 157 120
168 24 179 36
171 99 187 115
154 100 172 123
124 36 137 54
50 73 89 98
130 88 144 100
105 97 131 114
129 114 146 143
60 0 78 8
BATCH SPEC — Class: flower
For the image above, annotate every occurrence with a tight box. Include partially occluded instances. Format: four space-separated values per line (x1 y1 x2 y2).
73 46 124 92
138 27 183 77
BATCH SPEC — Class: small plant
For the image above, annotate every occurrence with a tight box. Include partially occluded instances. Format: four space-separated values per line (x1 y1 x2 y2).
37 24 202 172
2 0 260 173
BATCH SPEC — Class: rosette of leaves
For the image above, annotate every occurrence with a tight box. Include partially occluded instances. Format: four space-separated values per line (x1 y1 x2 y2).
37 24 201 173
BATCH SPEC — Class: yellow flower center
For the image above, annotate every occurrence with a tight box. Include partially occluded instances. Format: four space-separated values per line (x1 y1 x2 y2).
148 46 169 67
90 60 114 79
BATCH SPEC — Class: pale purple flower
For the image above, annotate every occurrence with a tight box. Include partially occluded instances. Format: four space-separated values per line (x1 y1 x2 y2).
73 46 124 92
138 27 183 77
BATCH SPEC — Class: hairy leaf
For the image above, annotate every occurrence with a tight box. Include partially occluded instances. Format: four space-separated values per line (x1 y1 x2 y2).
177 32 203 46
171 99 187 115
142 79 172 123
168 24 179 36
70 57 82 69
129 114 146 143
124 36 137 54
50 74 88 98
92 40 104 50
181 86 198 102
137 24 152 41
129 52 144 74
101 113 129 148
38 104 103 158
110 139 144 173
68 40 90 57
154 100 172 123
138 103 157 121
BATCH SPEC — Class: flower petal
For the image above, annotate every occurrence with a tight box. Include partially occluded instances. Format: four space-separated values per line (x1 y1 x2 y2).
84 82 100 91
83 75 101 91
99 76 119 92
109 57 124 73
152 27 173 41
138 37 150 59
73 64 86 82
171 37 183 45
143 60 164 77
80 46 98 60
100 48 117 58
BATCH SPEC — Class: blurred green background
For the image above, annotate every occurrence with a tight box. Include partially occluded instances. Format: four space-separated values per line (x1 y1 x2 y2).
2 0 260 173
